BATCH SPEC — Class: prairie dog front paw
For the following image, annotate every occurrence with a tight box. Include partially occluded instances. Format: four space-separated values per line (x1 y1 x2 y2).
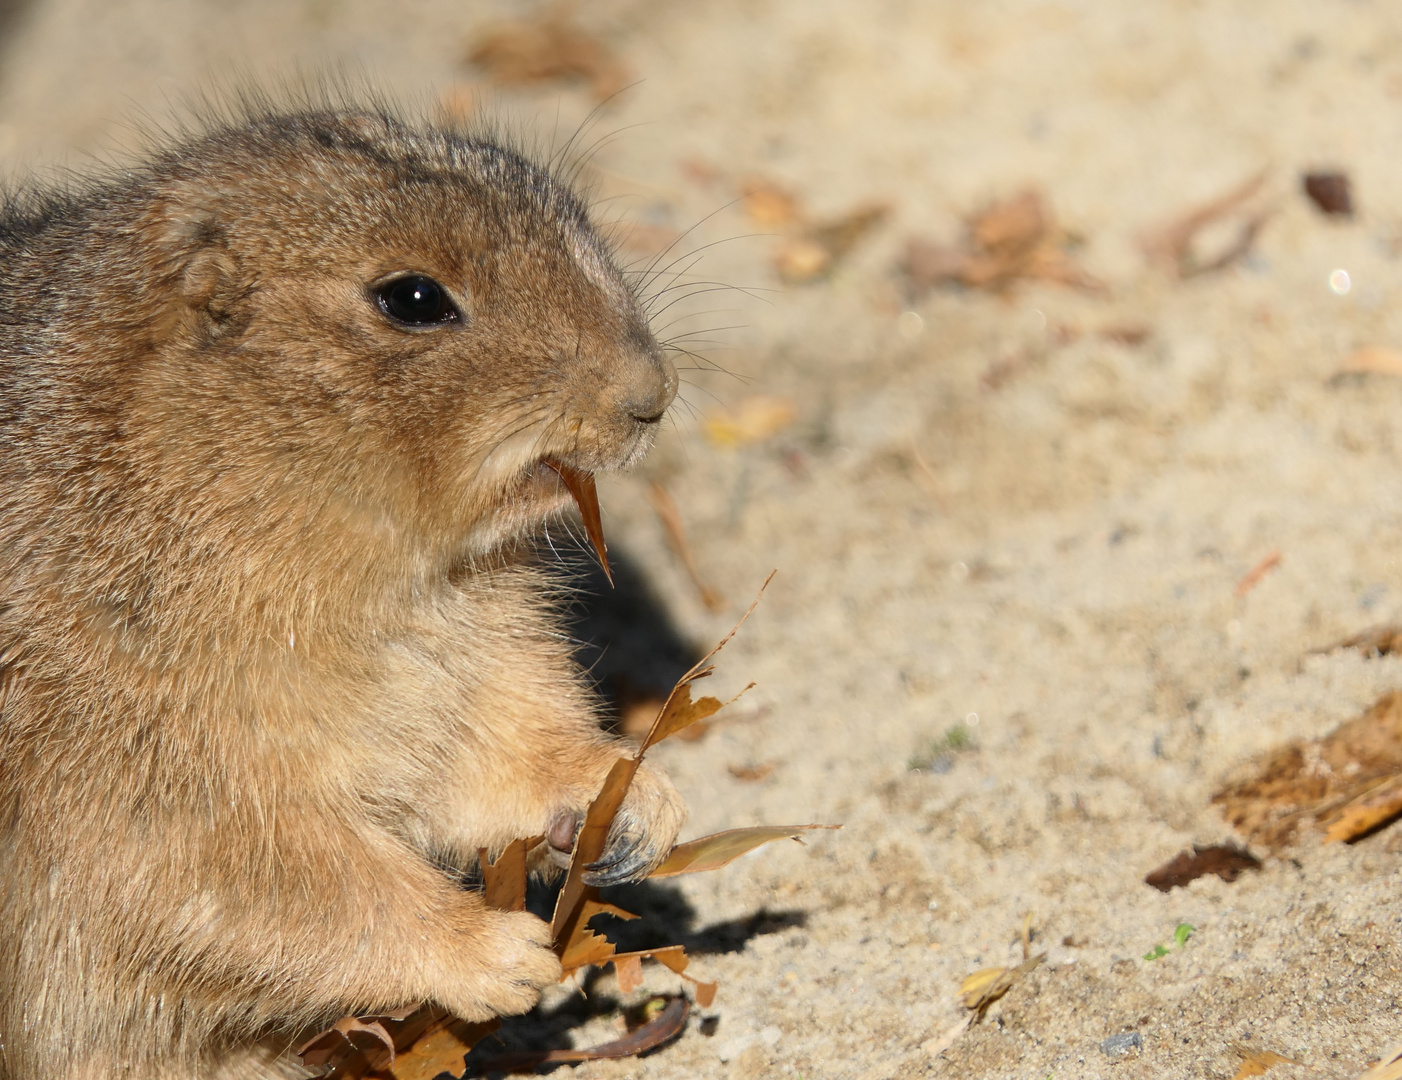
582 761 686 886
442 908 561 1022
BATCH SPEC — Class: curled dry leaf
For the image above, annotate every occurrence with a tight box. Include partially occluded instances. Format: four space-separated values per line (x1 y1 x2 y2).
1140 170 1271 278
958 953 1045 1018
465 10 629 101
474 996 690 1074
1214 690 1402 847
650 824 839 877
542 458 610 585
901 187 1103 297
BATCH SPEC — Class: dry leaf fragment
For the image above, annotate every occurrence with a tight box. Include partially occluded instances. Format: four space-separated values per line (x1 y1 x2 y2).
776 203 890 284
1235 550 1282 598
542 458 610 585
958 953 1045 1018
478 837 539 912
649 825 838 878
901 187 1102 296
475 997 690 1074
1141 170 1271 278
1337 346 1402 379
727 761 776 782
1214 690 1402 847
1144 844 1261 892
1232 1045 1303 1079
1320 623 1402 657
1323 775 1402 843
465 10 628 101
703 396 797 449
1303 171 1353 217
1357 1042 1402 1080
648 481 723 612
741 178 801 227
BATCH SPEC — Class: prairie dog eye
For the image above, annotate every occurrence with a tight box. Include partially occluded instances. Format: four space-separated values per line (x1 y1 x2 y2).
373 275 460 327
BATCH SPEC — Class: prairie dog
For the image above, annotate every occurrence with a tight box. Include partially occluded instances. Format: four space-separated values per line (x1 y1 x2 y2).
0 102 685 1078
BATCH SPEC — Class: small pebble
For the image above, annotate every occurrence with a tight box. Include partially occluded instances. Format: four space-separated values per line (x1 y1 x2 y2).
759 1025 782 1048
1100 1031 1143 1058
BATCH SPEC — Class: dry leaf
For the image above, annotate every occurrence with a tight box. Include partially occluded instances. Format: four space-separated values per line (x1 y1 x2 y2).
1232 1045 1303 1079
727 762 776 782
1145 844 1261 892
1323 776 1402 844
776 203 890 284
1215 690 1402 847
901 187 1102 296
958 953 1045 1018
1338 346 1402 379
475 997 690 1074
649 825 837 878
465 10 628 101
543 458 610 584
1318 623 1402 657
703 396 797 449
741 178 801 227
1141 170 1271 278
1234 550 1282 598
1303 171 1353 217
478 837 539 912
648 481 723 612
1357 1043 1402 1080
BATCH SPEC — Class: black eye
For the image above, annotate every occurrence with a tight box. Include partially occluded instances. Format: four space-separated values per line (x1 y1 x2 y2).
374 275 459 327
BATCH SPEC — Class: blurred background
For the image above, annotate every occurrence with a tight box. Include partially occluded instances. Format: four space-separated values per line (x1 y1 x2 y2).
8 2 1402 1077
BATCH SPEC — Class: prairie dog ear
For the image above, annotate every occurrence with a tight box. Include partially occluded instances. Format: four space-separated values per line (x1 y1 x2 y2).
143 189 248 336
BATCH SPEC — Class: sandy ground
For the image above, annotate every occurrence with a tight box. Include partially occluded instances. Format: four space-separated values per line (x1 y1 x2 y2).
3 1 1402 1077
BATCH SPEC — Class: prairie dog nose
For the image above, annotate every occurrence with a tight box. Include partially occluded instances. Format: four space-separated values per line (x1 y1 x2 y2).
623 349 678 424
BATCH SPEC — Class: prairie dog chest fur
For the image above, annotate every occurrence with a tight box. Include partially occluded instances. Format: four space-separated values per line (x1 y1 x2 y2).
0 102 686 1080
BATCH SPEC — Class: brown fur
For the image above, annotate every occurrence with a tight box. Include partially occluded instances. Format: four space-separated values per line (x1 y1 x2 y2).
0 101 684 1078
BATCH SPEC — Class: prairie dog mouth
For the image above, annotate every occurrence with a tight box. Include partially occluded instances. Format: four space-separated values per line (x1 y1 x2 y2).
541 458 612 585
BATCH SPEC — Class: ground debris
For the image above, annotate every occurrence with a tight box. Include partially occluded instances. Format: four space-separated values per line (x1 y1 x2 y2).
1357 1042 1402 1080
958 952 1044 1019
1140 170 1272 278
1314 622 1402 657
1334 347 1402 381
464 8 628 101
900 187 1103 297
1232 1044 1304 1079
473 997 689 1075
1145 843 1261 892
1213 691 1402 847
1303 170 1353 217
648 481 723 612
1099 1031 1143 1059
738 177 889 283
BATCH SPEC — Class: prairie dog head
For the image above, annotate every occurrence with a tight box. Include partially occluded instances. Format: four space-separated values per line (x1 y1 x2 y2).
126 108 675 566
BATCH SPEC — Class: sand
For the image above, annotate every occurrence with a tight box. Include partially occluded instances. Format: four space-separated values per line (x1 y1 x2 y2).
1 1 1400 1076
